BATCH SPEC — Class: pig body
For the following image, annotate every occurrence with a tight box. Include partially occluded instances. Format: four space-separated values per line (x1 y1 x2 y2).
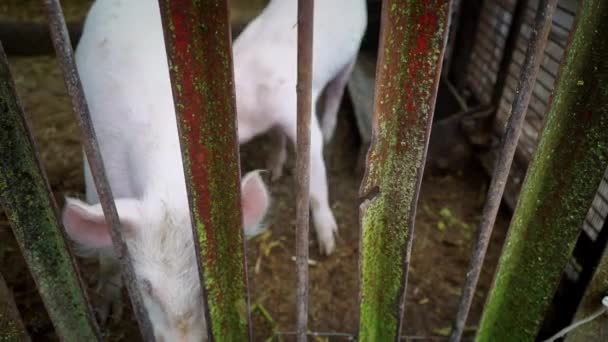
62 0 269 340
233 0 367 254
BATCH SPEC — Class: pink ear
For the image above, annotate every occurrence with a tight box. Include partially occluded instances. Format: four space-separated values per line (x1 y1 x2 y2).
241 171 270 230
62 197 141 249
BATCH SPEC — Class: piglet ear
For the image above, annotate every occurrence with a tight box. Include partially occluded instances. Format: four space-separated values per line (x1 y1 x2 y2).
241 171 270 235
62 197 141 250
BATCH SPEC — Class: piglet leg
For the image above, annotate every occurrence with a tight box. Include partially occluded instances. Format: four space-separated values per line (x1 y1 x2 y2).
320 58 356 143
95 255 124 324
266 126 288 181
282 112 337 255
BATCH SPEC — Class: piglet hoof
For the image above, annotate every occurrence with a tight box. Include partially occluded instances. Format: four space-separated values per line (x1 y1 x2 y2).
94 276 124 325
321 125 335 144
318 229 336 256
313 209 338 255
269 147 288 182
268 161 284 182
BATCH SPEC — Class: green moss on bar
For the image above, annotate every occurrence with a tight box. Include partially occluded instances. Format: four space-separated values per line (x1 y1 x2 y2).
358 1 450 340
476 1 608 340
0 45 99 341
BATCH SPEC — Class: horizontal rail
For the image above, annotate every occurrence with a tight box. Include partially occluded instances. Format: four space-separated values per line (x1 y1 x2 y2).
0 43 100 341
357 0 451 340
158 0 251 340
476 0 608 338
0 19 252 57
41 1 154 340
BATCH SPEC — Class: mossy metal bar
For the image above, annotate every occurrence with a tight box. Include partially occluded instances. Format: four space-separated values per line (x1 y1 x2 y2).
450 0 558 340
158 0 250 340
0 272 29 341
476 0 608 339
357 0 451 340
42 1 154 340
0 44 100 342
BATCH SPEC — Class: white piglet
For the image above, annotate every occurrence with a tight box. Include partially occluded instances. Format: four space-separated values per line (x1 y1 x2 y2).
61 0 269 340
233 0 367 254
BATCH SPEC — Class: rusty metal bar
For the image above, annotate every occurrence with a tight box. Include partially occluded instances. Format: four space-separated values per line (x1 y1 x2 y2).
357 0 451 340
0 272 29 341
475 0 608 338
41 1 154 340
489 0 530 107
0 43 100 341
449 1 558 340
441 0 462 79
158 0 251 340
295 0 314 340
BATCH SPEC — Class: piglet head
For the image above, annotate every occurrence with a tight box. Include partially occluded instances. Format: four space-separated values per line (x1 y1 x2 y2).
61 171 270 341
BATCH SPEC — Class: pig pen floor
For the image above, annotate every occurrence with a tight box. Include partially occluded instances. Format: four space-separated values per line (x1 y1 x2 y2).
0 55 511 341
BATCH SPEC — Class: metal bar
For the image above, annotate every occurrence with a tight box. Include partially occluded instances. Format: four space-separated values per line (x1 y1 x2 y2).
0 19 254 58
445 79 469 112
0 21 82 57
554 175 608 340
357 0 451 340
41 1 154 340
158 0 251 340
449 1 558 340
489 0 531 107
0 43 100 341
448 0 484 90
0 272 29 341
441 0 462 79
295 0 314 341
475 0 608 338
276 331 462 341
565 215 608 341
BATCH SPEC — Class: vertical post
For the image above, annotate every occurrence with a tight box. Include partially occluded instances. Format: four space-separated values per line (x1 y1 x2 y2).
449 1 558 341
357 0 451 340
0 43 100 341
42 1 155 340
447 0 483 90
489 0 531 107
0 272 29 341
296 0 314 341
441 0 461 79
158 0 251 340
476 0 608 339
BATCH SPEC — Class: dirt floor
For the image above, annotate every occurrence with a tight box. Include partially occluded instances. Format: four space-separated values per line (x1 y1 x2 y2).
1 1 511 341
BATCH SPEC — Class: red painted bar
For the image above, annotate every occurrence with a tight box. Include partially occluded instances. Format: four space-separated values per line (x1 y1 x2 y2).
158 1 251 340
357 0 451 340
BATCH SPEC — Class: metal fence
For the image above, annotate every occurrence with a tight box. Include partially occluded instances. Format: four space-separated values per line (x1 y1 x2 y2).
1 0 608 341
